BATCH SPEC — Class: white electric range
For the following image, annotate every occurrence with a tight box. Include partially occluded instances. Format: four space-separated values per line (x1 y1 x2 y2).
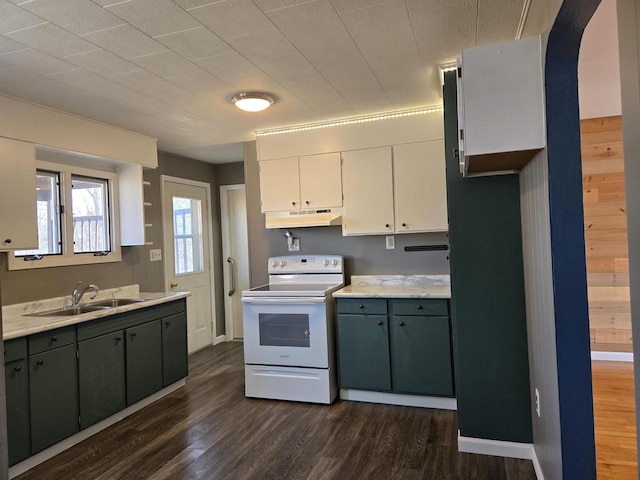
241 255 344 404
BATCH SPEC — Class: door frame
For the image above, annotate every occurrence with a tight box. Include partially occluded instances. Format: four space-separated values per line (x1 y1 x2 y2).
220 183 247 341
160 175 217 345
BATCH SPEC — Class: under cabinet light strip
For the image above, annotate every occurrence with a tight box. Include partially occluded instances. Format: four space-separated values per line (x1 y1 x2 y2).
255 106 443 137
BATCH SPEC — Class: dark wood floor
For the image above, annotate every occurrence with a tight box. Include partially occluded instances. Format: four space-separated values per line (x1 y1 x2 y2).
16 343 536 480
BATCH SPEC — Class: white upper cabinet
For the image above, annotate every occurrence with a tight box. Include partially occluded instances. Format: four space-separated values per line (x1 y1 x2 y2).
259 154 342 213
0 137 37 251
298 153 342 209
342 147 394 236
394 141 448 233
458 35 545 176
259 157 300 212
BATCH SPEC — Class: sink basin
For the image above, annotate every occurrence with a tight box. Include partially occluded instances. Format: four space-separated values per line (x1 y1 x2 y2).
89 298 147 308
26 305 110 317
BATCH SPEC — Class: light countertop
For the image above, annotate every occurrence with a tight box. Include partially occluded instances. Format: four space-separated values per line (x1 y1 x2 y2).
3 285 190 340
332 275 451 299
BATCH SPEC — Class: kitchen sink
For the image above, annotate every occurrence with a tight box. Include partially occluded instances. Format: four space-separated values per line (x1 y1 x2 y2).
26 305 110 317
89 298 147 308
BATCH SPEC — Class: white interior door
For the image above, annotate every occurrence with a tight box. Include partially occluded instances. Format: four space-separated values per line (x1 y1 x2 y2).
221 185 250 340
162 177 214 353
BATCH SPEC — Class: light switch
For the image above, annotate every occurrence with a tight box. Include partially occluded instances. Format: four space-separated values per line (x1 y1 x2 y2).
386 236 395 250
149 249 162 262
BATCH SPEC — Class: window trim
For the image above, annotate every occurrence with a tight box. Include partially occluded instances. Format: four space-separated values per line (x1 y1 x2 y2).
8 160 122 270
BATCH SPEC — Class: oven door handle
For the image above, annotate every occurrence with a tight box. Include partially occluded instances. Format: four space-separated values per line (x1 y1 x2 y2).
241 297 327 305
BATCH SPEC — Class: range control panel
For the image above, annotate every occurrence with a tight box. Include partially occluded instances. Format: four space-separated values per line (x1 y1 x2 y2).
267 255 343 274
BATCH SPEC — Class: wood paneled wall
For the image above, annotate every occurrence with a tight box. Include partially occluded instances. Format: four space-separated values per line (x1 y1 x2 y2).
582 116 631 351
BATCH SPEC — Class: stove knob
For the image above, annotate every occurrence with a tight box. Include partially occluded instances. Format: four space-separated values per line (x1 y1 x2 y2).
280 261 286 267
323 259 330 267
332 259 339 266
272 261 278 268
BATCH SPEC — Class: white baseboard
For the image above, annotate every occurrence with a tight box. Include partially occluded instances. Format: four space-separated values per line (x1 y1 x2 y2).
531 446 545 480
591 351 633 362
340 389 457 410
458 430 534 460
9 379 186 479
213 334 227 345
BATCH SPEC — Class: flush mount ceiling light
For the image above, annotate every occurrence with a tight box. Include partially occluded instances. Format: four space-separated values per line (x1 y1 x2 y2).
231 92 275 112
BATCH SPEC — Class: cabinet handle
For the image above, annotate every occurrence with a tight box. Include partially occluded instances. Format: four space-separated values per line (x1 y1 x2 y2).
130 332 137 337
402 223 407 227
165 321 171 328
14 366 21 372
358 304 364 309
36 360 44 366
51 336 58 342
305 200 310 205
398 321 405 327
385 224 390 228
115 337 122 342
292 201 296 206
3 238 11 244
416 305 423 310
377 320 383 326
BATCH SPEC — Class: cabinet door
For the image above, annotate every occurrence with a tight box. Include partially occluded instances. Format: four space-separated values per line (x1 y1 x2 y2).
126 320 163 405
342 147 394 235
78 331 125 430
390 316 453 396
298 152 342 209
259 157 300 212
337 314 391 391
0 138 37 250
162 312 188 386
5 359 30 466
393 141 448 233
29 345 79 453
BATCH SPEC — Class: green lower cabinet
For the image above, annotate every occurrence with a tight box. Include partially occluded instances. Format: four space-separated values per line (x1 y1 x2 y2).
337 314 391 391
78 331 126 430
5 358 30 466
29 344 79 454
390 315 453 396
162 312 188 386
126 320 163 405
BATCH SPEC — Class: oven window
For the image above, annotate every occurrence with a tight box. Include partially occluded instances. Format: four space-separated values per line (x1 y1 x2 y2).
259 313 311 348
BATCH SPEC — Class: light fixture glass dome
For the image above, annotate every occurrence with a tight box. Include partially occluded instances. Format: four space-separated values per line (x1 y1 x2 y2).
231 92 275 112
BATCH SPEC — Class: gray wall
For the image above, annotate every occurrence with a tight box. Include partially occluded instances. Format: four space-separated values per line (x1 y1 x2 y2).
520 150 562 479
0 151 244 339
243 142 450 286
617 0 640 468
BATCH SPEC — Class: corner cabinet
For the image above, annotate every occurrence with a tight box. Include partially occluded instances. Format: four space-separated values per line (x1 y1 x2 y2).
336 298 454 397
259 153 342 212
0 137 37 251
342 141 448 236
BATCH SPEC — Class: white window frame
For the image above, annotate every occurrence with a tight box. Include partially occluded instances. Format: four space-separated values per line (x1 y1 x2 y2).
8 160 122 270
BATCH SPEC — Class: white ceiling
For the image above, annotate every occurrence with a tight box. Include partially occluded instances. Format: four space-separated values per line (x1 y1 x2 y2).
0 0 530 163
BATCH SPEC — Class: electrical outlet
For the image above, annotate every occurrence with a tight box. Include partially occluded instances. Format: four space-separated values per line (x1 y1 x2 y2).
386 235 395 250
149 249 162 262
535 388 541 417
288 238 300 252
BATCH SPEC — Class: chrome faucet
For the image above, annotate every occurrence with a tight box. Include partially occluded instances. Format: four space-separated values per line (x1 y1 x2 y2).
72 281 99 307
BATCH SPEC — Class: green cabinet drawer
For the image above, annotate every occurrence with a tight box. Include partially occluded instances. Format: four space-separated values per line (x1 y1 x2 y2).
29 344 79 454
390 299 449 317
336 298 387 315
4 338 27 363
390 315 453 396
126 320 163 406
28 326 76 355
5 358 30 466
337 314 391 391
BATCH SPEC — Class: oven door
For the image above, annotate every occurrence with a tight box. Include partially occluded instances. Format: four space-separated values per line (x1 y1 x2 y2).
242 296 329 368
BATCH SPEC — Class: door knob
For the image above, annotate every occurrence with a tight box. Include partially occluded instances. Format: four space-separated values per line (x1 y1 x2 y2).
170 281 178 288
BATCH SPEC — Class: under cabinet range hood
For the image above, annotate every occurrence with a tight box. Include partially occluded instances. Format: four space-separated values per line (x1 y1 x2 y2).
265 208 342 229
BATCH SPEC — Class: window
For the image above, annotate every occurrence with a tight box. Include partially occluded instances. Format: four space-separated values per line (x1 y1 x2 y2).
9 161 121 270
172 196 204 274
